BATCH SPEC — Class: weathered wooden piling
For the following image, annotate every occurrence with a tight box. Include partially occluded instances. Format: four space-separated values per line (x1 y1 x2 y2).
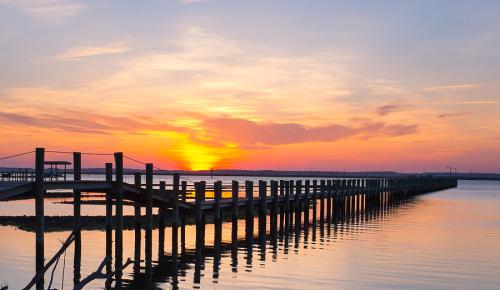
245 180 254 237
214 180 222 225
104 163 113 284
113 152 124 288
194 181 206 274
73 152 81 285
145 163 153 288
172 173 180 257
326 180 332 222
312 180 317 221
231 181 239 272
270 180 279 240
133 172 141 273
284 181 291 216
35 148 45 290
181 180 187 256
279 180 285 236
158 181 166 257
231 180 239 223
289 180 295 222
304 180 310 229
319 180 325 224
258 180 267 238
295 180 302 232
195 182 206 227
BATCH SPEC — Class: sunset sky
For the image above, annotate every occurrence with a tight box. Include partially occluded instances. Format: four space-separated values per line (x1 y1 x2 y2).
0 0 499 172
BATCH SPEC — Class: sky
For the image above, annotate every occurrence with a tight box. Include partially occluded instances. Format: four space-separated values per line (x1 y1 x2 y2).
0 0 499 172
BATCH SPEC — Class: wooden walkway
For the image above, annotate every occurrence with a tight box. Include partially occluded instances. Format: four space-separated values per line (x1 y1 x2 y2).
0 148 458 290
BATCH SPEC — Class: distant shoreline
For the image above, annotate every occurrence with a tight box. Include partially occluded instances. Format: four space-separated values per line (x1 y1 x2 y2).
1 167 499 180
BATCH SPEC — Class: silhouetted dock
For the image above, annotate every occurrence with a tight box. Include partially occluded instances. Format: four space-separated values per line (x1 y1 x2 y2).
0 148 457 290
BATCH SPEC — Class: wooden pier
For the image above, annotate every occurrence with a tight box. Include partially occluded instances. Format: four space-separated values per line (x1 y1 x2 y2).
0 148 458 289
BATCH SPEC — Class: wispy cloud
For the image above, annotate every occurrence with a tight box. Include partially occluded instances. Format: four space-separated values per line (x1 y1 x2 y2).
0 109 180 135
377 104 404 116
55 42 129 60
437 112 470 119
0 0 85 22
425 83 481 91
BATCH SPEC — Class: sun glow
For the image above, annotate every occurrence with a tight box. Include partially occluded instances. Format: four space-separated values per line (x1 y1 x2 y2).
147 130 241 170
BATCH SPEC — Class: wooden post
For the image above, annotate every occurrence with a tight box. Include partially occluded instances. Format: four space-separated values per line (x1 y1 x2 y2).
326 180 332 222
361 179 365 212
181 180 187 256
271 180 278 217
133 172 141 273
279 180 285 236
214 180 222 225
245 181 254 238
213 180 222 279
351 179 355 214
231 180 239 247
284 181 291 235
158 181 166 258
231 181 239 222
195 182 206 228
114 152 124 288
284 180 291 215
289 180 295 220
172 173 180 258
145 163 153 288
271 180 279 240
332 179 338 220
105 163 113 283
339 179 345 218
304 180 310 228
312 180 317 223
73 152 81 285
295 180 302 236
194 182 205 285
35 148 45 290
258 180 267 238
320 180 325 224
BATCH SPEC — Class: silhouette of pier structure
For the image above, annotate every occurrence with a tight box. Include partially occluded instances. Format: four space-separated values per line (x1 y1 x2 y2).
0 148 457 289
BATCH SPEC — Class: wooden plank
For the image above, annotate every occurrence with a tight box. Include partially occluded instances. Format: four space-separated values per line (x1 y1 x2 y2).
0 182 34 200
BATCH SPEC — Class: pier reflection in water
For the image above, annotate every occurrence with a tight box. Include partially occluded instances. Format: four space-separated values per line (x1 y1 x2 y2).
77 184 413 289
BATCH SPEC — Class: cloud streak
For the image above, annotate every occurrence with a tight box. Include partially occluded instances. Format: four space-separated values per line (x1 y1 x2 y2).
55 42 129 60
0 110 181 135
425 83 481 91
0 0 85 21
377 104 404 116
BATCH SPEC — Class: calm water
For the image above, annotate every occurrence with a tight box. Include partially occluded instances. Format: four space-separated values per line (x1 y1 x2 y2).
1 179 500 289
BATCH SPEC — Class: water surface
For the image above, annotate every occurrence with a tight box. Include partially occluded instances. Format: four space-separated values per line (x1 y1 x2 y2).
1 179 499 289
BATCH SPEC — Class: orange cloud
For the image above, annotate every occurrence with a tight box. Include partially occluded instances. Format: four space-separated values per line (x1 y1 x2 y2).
200 117 418 148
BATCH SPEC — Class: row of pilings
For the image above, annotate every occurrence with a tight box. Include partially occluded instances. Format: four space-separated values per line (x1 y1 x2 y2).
26 147 457 290
136 176 456 288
